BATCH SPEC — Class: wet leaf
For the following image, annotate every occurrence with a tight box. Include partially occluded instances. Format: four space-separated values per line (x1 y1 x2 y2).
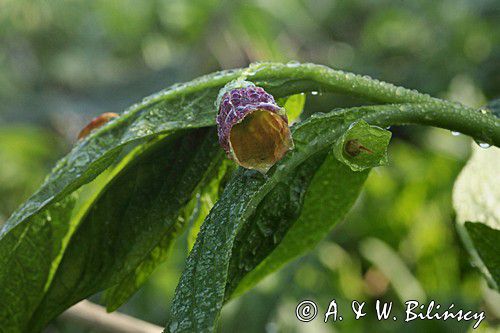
186 160 235 252
166 108 377 332
0 73 234 332
228 150 368 298
28 129 221 330
464 222 500 289
333 120 392 171
0 62 467 332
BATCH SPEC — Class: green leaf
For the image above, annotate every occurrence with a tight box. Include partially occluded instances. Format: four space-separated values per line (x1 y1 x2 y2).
166 99 496 332
26 129 221 330
333 119 392 171
464 222 500 288
1 62 490 332
186 160 235 252
453 145 500 290
0 74 239 332
228 149 368 297
279 93 306 123
102 137 226 313
0 193 78 332
103 230 176 312
0 75 235 332
223 152 327 298
166 107 379 332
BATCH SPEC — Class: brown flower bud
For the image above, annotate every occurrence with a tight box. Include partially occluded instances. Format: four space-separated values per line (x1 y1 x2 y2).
78 112 119 140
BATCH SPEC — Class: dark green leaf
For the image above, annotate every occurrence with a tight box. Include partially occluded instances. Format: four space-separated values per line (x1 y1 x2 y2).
103 230 175 312
229 151 368 297
166 107 379 332
0 63 451 332
27 129 221 331
186 160 235 252
464 222 500 288
0 75 236 332
0 194 78 332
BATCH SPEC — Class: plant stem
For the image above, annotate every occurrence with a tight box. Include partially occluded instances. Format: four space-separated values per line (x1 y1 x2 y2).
250 62 440 104
269 102 498 187
99 62 496 146
57 300 162 333
359 103 500 146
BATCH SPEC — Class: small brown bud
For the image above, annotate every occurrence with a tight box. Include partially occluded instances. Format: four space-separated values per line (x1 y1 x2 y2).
344 139 374 157
78 112 119 140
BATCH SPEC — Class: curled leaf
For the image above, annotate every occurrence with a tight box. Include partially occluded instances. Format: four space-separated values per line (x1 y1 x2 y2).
333 120 392 171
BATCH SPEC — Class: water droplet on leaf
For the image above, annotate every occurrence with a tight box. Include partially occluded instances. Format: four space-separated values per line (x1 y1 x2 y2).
286 60 300 67
477 142 491 149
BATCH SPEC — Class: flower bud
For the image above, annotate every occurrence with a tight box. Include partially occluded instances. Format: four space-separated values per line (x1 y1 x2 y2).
216 82 294 173
78 112 119 140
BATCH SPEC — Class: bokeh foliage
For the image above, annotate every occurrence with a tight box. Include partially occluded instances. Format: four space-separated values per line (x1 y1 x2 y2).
0 0 499 332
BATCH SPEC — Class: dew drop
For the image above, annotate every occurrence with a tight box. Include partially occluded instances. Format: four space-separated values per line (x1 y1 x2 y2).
395 87 405 96
451 131 461 136
478 142 491 149
212 72 224 79
286 60 300 67
311 91 319 95
345 73 355 80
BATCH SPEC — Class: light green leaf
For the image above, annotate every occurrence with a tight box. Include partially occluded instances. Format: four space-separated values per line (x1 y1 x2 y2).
453 145 500 290
333 120 392 171
280 93 306 123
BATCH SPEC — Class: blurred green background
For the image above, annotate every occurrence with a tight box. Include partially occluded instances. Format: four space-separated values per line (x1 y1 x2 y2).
1 0 499 332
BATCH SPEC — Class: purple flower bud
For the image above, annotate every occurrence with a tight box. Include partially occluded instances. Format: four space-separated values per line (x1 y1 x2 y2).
216 82 294 173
